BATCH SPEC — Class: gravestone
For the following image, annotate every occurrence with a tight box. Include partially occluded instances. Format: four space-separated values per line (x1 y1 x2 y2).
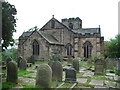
65 68 76 82
6 57 12 66
72 59 79 72
6 61 18 83
105 58 116 69
18 56 22 67
117 59 120 73
19 58 27 70
118 76 120 89
48 61 63 81
36 64 52 88
94 59 105 75
27 56 35 64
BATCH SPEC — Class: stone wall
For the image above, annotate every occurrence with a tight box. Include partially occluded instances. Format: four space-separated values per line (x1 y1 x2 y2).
73 37 102 58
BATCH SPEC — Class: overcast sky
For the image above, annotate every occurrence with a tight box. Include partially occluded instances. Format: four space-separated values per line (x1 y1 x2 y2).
7 0 119 41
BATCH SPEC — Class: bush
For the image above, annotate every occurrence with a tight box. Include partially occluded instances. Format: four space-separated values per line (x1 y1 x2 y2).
50 48 63 62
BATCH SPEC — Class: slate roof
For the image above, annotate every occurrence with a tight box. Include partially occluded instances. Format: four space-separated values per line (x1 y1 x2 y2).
72 28 100 35
38 31 63 45
20 32 32 37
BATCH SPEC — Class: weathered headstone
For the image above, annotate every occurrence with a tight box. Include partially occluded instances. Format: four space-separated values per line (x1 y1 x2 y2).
65 68 76 82
48 61 63 81
6 61 18 83
36 64 52 88
94 59 105 75
72 59 79 72
19 58 27 70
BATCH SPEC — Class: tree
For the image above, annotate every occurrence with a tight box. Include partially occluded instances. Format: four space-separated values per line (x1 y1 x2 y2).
2 1 17 50
106 34 120 58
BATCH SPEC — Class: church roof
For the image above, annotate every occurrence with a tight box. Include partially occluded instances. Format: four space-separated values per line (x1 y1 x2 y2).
20 32 32 37
38 31 63 45
72 28 100 35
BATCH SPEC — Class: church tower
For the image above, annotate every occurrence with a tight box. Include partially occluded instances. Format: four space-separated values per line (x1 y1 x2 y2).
61 17 82 30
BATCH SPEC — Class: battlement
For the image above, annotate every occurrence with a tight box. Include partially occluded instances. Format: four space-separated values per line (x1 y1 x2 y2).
62 17 82 22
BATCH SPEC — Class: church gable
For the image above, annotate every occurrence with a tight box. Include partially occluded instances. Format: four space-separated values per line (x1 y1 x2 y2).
40 17 68 30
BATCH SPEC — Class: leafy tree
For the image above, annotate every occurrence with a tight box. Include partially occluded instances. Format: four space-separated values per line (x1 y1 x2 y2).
2 1 17 50
106 34 120 58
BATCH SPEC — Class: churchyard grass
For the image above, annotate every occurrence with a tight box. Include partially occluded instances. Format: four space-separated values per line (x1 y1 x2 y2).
51 81 62 88
2 82 17 88
18 70 34 77
35 62 48 64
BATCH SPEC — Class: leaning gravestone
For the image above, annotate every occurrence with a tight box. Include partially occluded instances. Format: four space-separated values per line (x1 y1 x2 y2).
94 59 105 75
19 58 27 70
48 61 63 81
6 61 18 83
36 64 52 88
72 59 79 72
65 68 76 82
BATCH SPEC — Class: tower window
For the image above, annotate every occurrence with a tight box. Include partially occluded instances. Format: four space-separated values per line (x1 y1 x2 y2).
69 23 73 29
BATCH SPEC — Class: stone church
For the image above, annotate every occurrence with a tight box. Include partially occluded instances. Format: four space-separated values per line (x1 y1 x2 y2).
18 16 104 61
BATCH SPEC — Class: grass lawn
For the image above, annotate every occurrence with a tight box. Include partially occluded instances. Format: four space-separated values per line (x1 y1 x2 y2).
35 62 48 64
18 70 34 77
2 82 17 89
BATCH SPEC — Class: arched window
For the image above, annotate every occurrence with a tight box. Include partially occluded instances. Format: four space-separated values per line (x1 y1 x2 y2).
51 20 55 28
33 40 39 55
69 23 73 29
66 43 72 56
83 41 92 58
